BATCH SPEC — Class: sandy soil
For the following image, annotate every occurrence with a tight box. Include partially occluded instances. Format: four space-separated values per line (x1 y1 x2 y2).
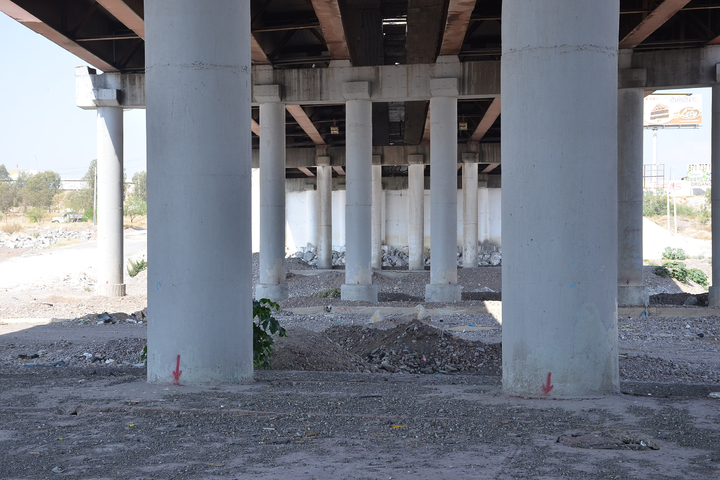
1 226 720 478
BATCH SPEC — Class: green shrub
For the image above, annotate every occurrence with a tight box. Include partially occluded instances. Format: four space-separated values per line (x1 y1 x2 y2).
82 208 94 222
654 265 708 288
127 258 147 278
687 268 709 288
661 260 686 268
643 191 668 217
24 207 44 223
662 247 687 260
253 298 287 369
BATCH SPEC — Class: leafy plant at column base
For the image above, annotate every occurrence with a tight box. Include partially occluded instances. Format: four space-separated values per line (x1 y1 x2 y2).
253 298 287 369
127 258 147 278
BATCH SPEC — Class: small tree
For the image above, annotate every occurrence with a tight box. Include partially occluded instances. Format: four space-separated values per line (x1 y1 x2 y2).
0 182 15 221
124 196 147 224
0 164 10 183
132 171 147 202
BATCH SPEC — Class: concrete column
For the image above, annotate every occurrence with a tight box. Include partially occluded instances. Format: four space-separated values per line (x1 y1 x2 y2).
341 82 377 302
502 0 619 397
408 155 425 271
463 155 479 268
255 98 288 302
618 88 649 306
710 85 720 306
316 156 333 270
96 106 125 297
145 0 252 385
371 163 383 269
425 78 461 302
479 186 490 244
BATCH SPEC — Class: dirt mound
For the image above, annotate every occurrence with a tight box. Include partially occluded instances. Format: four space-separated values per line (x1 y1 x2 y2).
326 319 501 375
650 292 708 306
269 327 371 372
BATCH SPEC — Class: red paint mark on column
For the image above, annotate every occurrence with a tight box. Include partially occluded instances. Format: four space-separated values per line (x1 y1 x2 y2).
172 355 182 385
541 372 553 395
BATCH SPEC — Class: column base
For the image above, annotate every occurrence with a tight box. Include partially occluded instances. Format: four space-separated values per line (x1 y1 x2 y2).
618 285 649 306
709 286 720 307
255 283 289 303
97 284 126 297
425 284 462 303
341 284 378 302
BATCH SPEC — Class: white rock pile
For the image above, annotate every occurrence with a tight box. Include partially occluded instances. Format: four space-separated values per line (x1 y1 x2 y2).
294 244 501 268
0 227 92 249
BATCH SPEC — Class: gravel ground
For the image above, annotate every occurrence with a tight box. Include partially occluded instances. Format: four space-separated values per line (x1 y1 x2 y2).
2 242 720 478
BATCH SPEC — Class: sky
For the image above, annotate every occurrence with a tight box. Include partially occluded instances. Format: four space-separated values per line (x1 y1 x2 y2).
0 12 712 182
0 13 146 180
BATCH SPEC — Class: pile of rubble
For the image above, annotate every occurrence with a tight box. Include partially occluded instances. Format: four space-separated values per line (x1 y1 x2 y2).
325 319 502 375
0 227 92 249
293 243 501 268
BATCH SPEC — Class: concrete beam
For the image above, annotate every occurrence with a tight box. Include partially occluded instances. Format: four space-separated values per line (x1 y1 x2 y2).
75 66 145 108
1 1 117 72
407 0 448 64
619 0 691 49
629 45 720 89
96 0 144 39
250 142 499 168
310 0 350 60
251 119 260 136
439 0 477 56
469 97 501 142
251 35 272 65
251 60 500 104
298 167 315 177
482 163 499 173
286 105 325 144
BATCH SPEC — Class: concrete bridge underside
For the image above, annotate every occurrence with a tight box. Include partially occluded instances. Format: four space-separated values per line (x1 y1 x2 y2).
5 0 720 397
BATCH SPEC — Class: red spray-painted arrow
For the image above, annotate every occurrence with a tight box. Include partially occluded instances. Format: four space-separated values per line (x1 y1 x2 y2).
172 355 182 385
541 372 553 395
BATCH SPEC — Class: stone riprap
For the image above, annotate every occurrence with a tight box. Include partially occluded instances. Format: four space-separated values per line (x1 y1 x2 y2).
0 227 92 250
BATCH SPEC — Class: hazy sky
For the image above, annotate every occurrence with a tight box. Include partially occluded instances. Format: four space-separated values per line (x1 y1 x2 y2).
0 13 146 180
0 12 712 181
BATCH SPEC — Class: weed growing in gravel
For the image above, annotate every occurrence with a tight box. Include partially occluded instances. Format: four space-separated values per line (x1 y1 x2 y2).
253 298 287 369
662 247 687 260
127 258 147 278
312 287 341 298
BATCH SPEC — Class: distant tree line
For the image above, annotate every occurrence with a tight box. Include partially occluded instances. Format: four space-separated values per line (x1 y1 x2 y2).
0 161 147 223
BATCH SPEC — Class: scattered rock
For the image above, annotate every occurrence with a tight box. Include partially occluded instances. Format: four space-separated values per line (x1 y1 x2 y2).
370 310 384 323
683 296 698 306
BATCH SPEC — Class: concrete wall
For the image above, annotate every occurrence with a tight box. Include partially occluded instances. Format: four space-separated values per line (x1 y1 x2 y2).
278 185 501 253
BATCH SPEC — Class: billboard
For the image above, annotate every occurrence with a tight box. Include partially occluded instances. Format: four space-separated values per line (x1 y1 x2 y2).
643 94 702 126
686 163 711 187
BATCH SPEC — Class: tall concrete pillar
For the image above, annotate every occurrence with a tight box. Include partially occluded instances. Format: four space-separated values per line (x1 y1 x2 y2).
371 163 383 270
502 0 619 397
618 88 649 306
96 106 125 297
479 186 490 244
145 0 253 385
255 94 288 302
341 82 377 301
463 155 479 268
408 154 425 271
425 79 461 302
710 85 720 306
316 155 333 270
